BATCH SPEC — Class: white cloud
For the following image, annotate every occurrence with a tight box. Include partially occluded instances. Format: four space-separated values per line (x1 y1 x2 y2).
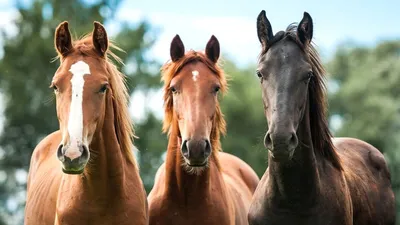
115 7 144 23
146 88 163 120
0 9 19 37
114 9 261 66
0 0 12 7
191 16 259 64
129 91 146 123
129 88 164 124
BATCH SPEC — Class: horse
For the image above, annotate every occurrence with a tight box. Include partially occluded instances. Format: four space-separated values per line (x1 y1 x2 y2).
248 11 395 225
24 21 148 225
147 35 260 225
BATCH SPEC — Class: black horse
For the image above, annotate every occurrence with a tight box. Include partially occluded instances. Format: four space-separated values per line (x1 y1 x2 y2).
248 10 395 225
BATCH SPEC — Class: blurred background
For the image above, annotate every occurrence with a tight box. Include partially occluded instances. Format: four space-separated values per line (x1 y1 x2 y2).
0 0 399 224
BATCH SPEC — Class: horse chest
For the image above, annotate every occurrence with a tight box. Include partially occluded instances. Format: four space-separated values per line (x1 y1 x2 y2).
248 174 352 225
150 195 234 225
25 169 61 225
249 199 350 225
55 204 147 225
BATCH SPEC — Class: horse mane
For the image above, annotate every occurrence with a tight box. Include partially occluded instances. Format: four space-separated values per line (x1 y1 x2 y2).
58 34 137 167
161 50 227 153
260 24 342 170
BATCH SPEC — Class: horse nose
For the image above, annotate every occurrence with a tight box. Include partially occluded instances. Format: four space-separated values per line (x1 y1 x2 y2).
57 144 89 174
264 132 273 150
181 139 211 165
264 130 298 151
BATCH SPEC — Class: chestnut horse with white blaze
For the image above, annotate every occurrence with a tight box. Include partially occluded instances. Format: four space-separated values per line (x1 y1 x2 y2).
148 35 260 225
24 21 148 225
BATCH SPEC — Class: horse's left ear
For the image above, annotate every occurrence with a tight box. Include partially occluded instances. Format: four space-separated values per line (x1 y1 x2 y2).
205 35 220 63
92 21 108 57
297 12 313 44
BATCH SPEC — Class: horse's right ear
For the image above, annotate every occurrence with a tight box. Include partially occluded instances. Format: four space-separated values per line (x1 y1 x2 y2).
54 21 72 57
170 34 185 62
257 10 273 51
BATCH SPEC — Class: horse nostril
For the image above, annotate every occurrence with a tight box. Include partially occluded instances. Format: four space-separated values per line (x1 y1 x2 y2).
80 145 89 160
57 144 64 162
204 140 211 157
264 132 272 150
288 132 298 148
181 140 189 158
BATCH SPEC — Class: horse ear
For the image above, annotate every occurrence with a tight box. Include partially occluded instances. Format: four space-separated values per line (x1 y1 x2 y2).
257 10 273 51
54 21 72 57
205 35 220 63
170 35 185 62
297 12 313 44
92 21 108 57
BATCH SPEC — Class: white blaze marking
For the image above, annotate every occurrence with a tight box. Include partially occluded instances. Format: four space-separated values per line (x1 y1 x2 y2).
65 61 91 160
192 70 199 82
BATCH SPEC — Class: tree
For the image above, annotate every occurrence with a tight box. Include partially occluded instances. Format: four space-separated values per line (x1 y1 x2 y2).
134 113 167 192
220 58 267 177
0 0 159 224
326 40 400 222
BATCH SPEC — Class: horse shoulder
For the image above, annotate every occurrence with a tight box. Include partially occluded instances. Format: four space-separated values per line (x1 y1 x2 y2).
148 162 166 214
218 152 260 194
27 130 62 190
333 137 391 182
147 163 173 225
332 137 395 224
217 152 260 224
25 130 62 225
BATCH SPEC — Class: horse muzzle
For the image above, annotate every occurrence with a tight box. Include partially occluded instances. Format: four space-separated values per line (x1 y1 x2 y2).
57 143 89 174
265 130 298 162
181 138 211 167
269 148 295 162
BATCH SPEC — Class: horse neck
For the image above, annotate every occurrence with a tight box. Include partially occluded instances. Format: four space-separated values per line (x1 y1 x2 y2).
164 125 221 203
268 98 321 207
62 93 137 198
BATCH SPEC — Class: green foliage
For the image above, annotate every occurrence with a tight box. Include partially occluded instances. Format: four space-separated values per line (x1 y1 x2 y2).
327 40 400 222
327 41 400 151
134 113 167 192
220 58 267 177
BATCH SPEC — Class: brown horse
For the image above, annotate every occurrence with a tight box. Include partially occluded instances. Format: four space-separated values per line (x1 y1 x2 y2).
24 21 148 225
248 11 396 225
148 35 259 225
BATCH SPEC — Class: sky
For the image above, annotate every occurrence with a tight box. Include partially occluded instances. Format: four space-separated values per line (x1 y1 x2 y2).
0 0 400 125
111 0 400 121
112 0 400 66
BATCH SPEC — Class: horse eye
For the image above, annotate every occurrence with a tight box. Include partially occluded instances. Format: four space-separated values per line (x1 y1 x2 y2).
214 86 220 93
256 70 263 78
303 72 314 84
50 84 58 92
170 86 177 93
99 84 108 93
